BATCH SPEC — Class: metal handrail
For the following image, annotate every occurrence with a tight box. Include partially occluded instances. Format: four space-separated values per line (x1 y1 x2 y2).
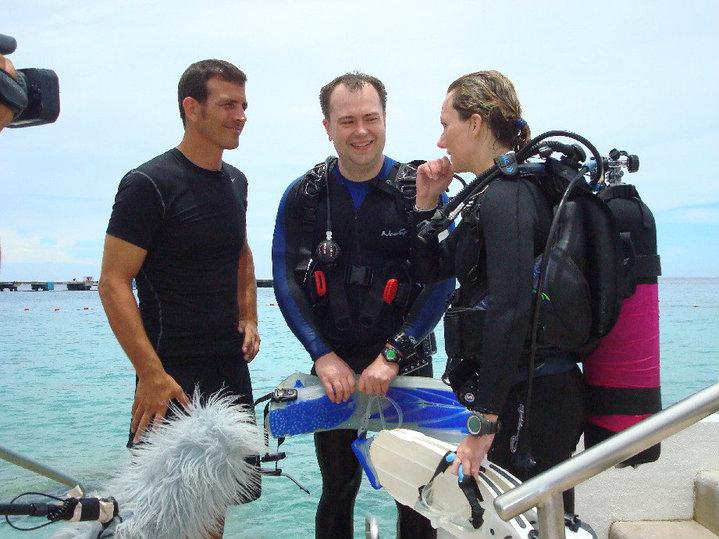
0 444 83 492
494 381 719 539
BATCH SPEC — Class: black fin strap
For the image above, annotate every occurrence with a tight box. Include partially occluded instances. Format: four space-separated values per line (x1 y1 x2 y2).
254 391 274 406
418 451 454 498
417 451 485 530
458 474 485 529
261 400 272 447
259 399 286 457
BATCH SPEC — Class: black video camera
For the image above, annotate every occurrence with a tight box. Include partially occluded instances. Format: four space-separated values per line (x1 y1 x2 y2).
0 33 60 128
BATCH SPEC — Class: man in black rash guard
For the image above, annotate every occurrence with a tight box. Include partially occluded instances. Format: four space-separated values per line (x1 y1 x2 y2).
99 60 260 536
272 72 454 539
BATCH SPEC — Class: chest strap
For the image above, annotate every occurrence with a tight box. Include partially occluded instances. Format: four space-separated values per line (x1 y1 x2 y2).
294 158 335 283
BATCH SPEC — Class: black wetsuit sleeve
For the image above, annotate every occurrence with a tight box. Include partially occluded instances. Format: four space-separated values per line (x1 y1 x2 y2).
412 209 457 283
106 170 164 250
393 277 455 346
473 181 538 413
272 179 332 361
396 192 456 343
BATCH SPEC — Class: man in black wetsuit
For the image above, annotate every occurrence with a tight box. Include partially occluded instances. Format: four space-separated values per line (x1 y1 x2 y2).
272 72 455 538
99 60 260 536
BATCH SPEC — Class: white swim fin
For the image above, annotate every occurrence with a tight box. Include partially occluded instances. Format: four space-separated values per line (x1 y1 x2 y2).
366 429 596 539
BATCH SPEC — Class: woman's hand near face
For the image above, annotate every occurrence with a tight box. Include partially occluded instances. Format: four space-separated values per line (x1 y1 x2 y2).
416 157 453 210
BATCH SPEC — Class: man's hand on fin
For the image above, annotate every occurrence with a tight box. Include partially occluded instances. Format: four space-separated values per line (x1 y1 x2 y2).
131 368 190 444
315 352 356 404
358 354 399 396
451 431 496 480
238 319 260 362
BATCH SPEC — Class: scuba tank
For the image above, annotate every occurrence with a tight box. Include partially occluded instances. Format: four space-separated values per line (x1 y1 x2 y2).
584 150 662 465
417 136 662 469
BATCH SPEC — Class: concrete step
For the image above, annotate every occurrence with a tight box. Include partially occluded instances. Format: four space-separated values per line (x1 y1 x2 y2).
610 519 718 538
609 471 719 538
695 471 719 536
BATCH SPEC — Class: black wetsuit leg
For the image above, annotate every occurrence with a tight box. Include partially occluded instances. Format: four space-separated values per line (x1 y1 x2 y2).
396 359 436 538
314 359 437 539
127 356 260 502
314 426 436 539
314 428 363 539
489 367 585 513
166 356 255 408
396 503 436 538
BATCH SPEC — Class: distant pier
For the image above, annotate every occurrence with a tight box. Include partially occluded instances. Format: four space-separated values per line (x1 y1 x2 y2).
31 282 54 291
1 281 90 291
1 279 275 291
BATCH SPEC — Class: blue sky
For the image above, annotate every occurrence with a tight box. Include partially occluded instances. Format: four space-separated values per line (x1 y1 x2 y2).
1 0 718 280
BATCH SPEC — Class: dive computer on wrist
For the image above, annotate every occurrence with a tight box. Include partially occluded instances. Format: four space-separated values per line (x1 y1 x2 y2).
381 344 402 364
466 412 500 437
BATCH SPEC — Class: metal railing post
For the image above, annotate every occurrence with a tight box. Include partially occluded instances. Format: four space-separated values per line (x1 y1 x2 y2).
537 492 566 539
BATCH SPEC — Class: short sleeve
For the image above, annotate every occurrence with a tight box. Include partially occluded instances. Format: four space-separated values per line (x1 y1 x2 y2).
231 170 248 240
106 170 165 250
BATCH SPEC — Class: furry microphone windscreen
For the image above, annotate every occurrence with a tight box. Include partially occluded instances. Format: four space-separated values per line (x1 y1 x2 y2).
52 391 265 539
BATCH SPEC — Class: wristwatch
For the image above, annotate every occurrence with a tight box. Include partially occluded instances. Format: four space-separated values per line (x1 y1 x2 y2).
466 412 500 437
381 344 402 364
388 332 418 359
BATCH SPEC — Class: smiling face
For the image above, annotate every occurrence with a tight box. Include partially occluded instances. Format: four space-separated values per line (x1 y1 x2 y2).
189 76 247 151
322 83 386 180
436 91 480 174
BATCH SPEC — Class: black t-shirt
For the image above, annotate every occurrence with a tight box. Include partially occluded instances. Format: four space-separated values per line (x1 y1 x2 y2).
107 148 248 364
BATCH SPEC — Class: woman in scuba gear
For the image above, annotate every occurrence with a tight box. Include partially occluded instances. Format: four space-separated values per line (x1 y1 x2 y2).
413 70 585 511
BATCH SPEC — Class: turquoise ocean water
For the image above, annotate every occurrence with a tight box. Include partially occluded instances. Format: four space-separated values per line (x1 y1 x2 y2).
0 278 717 538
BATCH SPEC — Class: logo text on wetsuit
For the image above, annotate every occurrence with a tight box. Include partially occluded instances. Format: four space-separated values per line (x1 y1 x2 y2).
381 228 408 237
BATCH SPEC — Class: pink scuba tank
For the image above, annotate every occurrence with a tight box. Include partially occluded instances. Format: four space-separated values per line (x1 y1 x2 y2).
584 183 662 466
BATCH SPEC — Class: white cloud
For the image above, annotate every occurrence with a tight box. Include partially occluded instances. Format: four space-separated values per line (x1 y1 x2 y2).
0 228 96 264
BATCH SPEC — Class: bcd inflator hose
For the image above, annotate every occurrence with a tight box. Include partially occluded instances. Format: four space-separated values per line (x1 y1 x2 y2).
416 130 604 244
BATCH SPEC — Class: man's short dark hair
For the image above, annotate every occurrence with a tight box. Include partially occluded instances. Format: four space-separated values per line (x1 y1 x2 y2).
178 59 247 125
319 72 387 119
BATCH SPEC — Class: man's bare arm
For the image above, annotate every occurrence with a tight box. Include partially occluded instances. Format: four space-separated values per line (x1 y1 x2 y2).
98 234 189 442
237 241 259 361
0 53 17 131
